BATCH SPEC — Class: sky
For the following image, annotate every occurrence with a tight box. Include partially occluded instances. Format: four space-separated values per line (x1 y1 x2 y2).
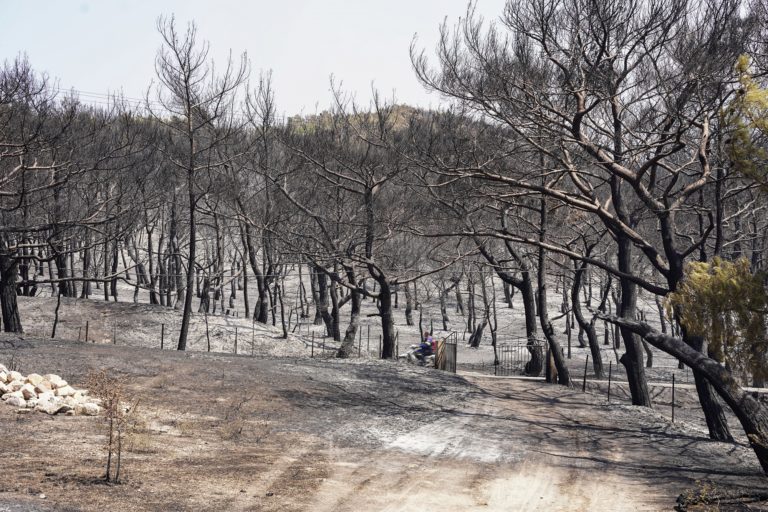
0 0 506 117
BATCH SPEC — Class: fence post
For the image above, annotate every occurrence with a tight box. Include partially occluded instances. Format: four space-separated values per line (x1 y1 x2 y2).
161 323 165 350
582 354 589 392
672 374 676 423
367 325 370 353
234 327 238 355
379 334 382 359
607 361 612 402
85 321 89 343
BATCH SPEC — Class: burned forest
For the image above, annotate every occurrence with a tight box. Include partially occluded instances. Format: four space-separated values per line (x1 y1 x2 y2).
2 1 768 510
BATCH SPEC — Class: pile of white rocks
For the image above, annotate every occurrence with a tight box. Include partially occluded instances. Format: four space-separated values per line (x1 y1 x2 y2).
0 364 101 416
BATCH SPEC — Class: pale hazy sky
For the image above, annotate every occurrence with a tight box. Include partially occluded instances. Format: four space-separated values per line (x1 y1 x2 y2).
0 0 506 116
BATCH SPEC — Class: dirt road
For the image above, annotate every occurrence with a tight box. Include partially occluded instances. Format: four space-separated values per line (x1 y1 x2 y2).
0 337 764 511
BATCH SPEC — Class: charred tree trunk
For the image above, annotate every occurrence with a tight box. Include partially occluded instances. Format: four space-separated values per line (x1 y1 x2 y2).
329 274 341 342
80 235 92 299
616 235 651 406
147 227 159 305
337 269 362 358
177 171 196 351
466 277 475 335
537 195 569 385
377 278 396 359
503 281 514 308
169 199 184 310
404 281 414 326
297 263 307 318
655 295 667 334
277 280 288 339
469 272 491 348
686 331 734 441
240 220 269 324
242 254 249 318
110 240 119 302
455 279 464 315
315 267 333 337
0 254 22 333
198 276 210 313
571 259 604 379
310 267 322 325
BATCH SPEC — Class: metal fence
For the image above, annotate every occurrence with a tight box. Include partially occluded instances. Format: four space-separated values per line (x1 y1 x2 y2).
436 332 458 373
495 339 545 376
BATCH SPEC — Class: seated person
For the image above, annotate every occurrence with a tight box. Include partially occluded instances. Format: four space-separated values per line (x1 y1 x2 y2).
415 337 434 365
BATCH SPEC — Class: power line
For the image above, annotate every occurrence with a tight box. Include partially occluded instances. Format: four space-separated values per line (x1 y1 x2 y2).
52 86 289 125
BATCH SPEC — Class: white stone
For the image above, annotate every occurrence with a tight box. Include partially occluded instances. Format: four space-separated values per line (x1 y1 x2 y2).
25 373 43 386
36 402 72 415
8 371 22 382
0 371 8 383
34 381 52 394
55 385 76 397
0 382 7 395
8 381 23 392
43 375 67 389
25 398 37 409
20 383 36 400
6 396 26 407
73 389 89 400
75 403 100 416
0 364 7 373
37 391 56 403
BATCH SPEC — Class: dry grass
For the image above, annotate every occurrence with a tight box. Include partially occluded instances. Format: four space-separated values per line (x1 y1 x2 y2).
126 415 156 454
216 395 274 443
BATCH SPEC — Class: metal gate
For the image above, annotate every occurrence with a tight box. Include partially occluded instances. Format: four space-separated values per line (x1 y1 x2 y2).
496 340 544 376
436 332 458 373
